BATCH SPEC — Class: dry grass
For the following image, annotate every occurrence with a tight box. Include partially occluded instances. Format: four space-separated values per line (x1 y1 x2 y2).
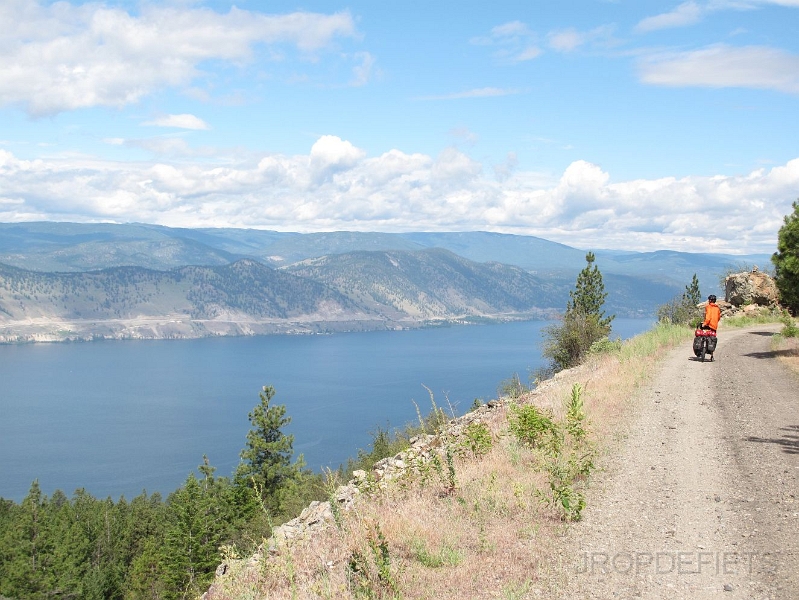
204 323 695 600
773 333 799 375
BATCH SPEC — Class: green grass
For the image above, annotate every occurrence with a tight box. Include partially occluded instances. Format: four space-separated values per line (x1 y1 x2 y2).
618 322 694 362
409 538 463 568
722 312 783 328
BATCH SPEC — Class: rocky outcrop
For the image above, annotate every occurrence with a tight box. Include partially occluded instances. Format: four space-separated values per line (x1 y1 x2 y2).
725 267 779 308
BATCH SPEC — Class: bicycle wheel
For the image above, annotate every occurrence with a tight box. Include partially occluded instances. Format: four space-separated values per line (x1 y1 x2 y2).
700 340 706 362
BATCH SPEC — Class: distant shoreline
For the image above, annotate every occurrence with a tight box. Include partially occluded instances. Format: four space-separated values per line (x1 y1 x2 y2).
0 312 547 344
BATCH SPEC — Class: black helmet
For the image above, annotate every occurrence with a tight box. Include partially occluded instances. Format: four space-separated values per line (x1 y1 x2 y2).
708 294 717 303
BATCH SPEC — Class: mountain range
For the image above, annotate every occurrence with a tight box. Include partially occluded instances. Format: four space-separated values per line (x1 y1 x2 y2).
0 222 772 342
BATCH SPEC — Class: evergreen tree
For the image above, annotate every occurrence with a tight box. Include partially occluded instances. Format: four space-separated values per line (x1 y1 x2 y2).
1 481 52 598
163 474 214 599
235 386 302 517
543 253 614 373
772 200 799 313
0 498 15 596
47 489 91 598
685 273 702 307
566 252 613 328
657 274 703 326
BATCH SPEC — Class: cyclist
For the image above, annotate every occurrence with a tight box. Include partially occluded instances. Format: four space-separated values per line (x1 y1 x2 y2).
694 294 721 361
701 294 721 331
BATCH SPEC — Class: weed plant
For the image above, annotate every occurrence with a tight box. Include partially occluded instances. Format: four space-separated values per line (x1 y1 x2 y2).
588 336 623 356
347 522 399 599
508 384 593 521
457 422 493 458
497 373 527 398
341 393 449 479
781 313 799 337
409 538 463 568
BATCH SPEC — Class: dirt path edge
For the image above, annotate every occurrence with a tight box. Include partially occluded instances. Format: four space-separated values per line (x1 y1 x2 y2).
542 325 799 600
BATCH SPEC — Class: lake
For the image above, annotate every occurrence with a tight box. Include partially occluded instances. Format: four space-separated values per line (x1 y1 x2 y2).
0 319 653 502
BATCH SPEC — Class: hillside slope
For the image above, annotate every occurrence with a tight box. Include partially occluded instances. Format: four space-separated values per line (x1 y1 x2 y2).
284 248 565 320
0 222 246 271
0 248 567 341
202 324 799 600
0 223 770 295
0 260 377 341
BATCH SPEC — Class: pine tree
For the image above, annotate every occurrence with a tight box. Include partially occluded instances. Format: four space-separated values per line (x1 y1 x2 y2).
236 386 302 516
685 273 701 307
772 200 799 313
162 473 225 599
2 481 51 598
123 492 169 599
543 253 614 372
566 252 613 328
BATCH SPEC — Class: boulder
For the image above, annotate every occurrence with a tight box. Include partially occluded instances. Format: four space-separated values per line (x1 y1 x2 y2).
724 268 779 307
716 299 736 319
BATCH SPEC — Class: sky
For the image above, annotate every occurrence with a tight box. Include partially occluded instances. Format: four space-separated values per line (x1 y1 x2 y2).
0 0 798 255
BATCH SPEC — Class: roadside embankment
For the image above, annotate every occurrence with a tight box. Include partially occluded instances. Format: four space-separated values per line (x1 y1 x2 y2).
202 322 705 599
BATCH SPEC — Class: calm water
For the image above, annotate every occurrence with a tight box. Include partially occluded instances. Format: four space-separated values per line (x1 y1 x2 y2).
0 319 653 502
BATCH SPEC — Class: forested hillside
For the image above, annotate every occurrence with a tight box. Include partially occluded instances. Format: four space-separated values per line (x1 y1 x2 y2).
0 222 770 342
0 223 769 291
285 248 565 319
0 250 564 342
0 260 361 321
0 260 382 341
0 386 329 600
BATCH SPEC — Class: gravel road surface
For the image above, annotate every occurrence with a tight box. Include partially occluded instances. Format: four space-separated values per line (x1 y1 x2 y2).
548 325 799 599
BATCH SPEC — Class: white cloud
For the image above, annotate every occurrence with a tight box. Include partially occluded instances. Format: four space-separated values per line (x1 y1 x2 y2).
638 44 799 94
350 52 376 87
493 152 518 182
635 1 704 32
308 135 366 183
472 20 542 63
416 88 523 101
449 127 480 146
514 46 543 61
143 114 210 130
547 29 586 52
636 0 799 32
490 21 532 38
0 138 796 254
477 22 615 59
0 1 358 116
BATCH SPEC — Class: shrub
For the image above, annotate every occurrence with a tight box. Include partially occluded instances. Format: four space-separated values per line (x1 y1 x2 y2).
508 404 562 456
543 312 610 372
497 373 527 399
508 384 594 521
589 336 622 356
782 313 799 337
458 422 493 458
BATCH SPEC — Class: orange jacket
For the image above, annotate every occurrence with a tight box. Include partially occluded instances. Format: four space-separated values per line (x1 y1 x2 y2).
703 302 721 330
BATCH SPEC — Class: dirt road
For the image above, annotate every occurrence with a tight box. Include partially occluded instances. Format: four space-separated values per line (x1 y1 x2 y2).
549 325 799 599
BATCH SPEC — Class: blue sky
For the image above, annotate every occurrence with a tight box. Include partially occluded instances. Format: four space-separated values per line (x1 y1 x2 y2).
1 0 798 254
